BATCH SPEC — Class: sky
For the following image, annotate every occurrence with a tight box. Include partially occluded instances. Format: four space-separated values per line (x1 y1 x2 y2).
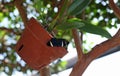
52 51 120 76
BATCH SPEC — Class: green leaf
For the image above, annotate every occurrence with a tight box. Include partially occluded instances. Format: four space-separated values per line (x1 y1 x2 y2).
0 13 4 21
56 18 85 30
79 21 112 38
57 18 112 38
34 0 44 13
68 0 91 15
68 0 85 13
0 30 6 38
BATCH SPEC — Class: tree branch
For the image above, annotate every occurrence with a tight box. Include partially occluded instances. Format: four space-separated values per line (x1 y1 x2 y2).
2 1 14 6
69 54 91 76
70 2 120 74
1 0 28 26
1 59 30 72
70 29 120 76
109 0 120 19
0 27 21 35
88 29 120 59
72 29 83 59
14 0 28 26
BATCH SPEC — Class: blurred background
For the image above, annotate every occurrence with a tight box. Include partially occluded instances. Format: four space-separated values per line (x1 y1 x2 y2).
0 0 120 76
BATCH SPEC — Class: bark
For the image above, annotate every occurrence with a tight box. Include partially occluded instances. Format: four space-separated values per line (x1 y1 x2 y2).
72 29 83 59
14 0 28 26
39 66 51 76
109 0 120 19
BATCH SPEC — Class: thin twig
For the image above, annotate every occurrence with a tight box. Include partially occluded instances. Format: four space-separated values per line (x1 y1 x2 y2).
72 29 83 59
1 59 30 72
0 27 21 35
1 1 14 6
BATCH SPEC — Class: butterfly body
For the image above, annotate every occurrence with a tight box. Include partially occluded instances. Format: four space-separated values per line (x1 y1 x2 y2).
47 38 69 48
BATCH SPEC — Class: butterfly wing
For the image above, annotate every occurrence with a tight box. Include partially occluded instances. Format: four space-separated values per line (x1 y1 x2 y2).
47 38 69 48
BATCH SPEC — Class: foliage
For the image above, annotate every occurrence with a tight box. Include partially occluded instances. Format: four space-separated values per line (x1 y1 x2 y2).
50 60 67 74
68 0 91 15
56 18 112 38
0 0 119 75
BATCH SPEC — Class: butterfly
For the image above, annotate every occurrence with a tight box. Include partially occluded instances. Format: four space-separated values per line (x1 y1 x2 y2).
47 38 69 49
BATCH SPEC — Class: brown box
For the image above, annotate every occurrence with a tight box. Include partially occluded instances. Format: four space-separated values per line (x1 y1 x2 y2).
15 18 68 70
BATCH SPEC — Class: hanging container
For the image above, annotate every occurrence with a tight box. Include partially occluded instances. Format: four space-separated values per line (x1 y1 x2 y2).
15 18 68 70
